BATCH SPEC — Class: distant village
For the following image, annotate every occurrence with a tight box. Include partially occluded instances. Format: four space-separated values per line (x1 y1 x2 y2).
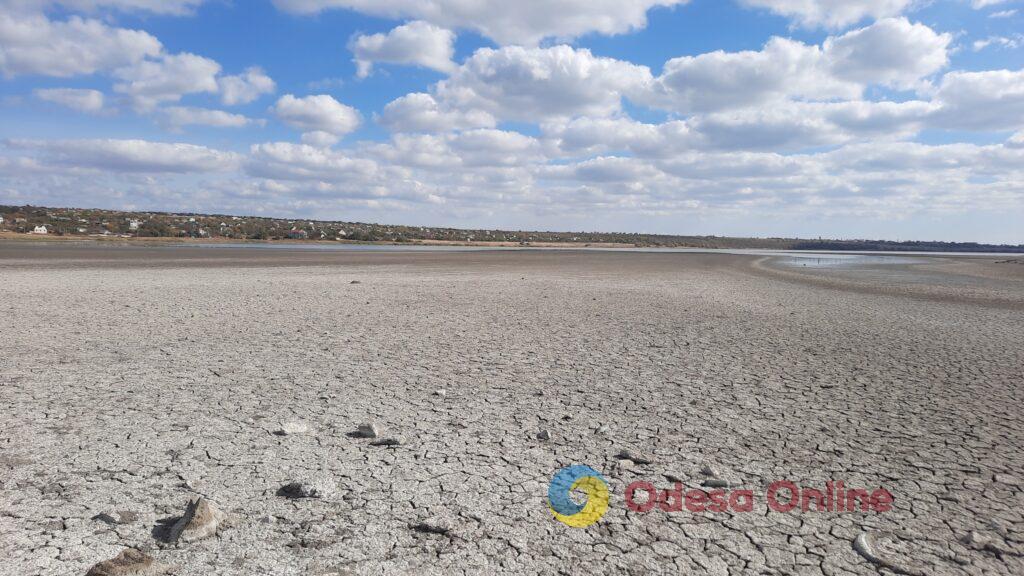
0 204 765 247
1 204 1022 253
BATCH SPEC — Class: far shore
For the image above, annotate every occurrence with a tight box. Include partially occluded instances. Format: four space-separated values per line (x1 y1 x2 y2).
0 230 643 250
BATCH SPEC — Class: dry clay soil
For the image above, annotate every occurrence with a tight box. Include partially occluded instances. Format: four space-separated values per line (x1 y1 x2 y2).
1 244 1023 575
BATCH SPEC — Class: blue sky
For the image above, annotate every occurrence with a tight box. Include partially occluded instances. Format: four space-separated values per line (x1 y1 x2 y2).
1 0 1023 242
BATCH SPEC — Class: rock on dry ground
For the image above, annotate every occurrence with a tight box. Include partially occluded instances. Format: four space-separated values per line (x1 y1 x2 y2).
0 244 1023 575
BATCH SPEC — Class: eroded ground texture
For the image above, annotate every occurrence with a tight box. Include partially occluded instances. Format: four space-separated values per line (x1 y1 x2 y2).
1 244 1023 576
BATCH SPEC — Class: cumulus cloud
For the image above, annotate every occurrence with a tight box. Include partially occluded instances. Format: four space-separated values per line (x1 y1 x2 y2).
272 0 688 46
218 67 276 105
247 141 378 180
271 94 362 144
641 37 857 114
379 93 495 133
5 138 239 172
431 45 652 122
301 131 342 148
825 18 950 89
349 21 455 78
160 106 255 129
34 87 105 113
113 52 220 111
0 12 161 77
928 69 1024 131
738 0 915 28
641 20 949 113
545 99 932 156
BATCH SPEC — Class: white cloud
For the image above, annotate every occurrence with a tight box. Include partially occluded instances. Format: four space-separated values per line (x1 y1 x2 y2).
113 52 221 111
640 19 948 114
271 0 689 46
34 87 104 112
825 18 950 89
738 0 916 28
546 100 932 156
971 0 1011 8
545 116 670 156
432 45 652 122
301 131 341 148
0 13 161 77
218 66 276 105
928 69 1024 131
5 138 239 172
973 35 1023 51
271 94 362 143
449 129 542 167
349 21 455 78
379 92 495 132
247 142 378 180
160 106 254 129
642 37 857 114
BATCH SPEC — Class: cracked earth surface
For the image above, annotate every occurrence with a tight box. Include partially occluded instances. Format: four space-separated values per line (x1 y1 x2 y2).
1 245 1023 575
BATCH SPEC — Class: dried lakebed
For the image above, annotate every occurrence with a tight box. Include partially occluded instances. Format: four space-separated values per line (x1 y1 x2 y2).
1 245 1023 575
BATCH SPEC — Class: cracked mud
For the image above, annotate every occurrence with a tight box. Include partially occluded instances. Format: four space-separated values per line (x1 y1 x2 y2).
1 245 1022 575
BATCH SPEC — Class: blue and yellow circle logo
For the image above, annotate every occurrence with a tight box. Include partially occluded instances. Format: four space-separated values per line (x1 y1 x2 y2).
548 465 610 528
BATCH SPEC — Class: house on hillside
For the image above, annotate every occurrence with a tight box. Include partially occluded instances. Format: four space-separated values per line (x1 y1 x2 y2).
31 225 48 234
0 215 5 227
286 228 308 240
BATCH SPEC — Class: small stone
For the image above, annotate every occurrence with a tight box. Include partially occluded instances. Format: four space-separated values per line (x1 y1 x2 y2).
433 389 447 398
595 424 611 435
278 478 335 499
350 280 361 284
994 474 1019 485
962 531 990 549
664 472 685 484
352 423 380 439
117 511 140 525
274 421 310 436
370 437 402 447
167 498 229 544
92 512 119 525
537 430 552 441
86 548 173 576
852 531 926 576
700 463 721 477
615 450 654 465
278 482 322 499
410 518 452 536
702 478 734 489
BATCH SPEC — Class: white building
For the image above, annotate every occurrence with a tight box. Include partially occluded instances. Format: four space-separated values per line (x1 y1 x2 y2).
129 220 141 231
32 225 48 234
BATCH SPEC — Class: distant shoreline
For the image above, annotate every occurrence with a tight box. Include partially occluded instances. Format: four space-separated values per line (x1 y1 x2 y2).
0 231 641 250
2 204 1022 253
5 232 1024 259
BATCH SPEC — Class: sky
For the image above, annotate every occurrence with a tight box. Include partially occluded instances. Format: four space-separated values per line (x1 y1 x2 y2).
1 0 1023 243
